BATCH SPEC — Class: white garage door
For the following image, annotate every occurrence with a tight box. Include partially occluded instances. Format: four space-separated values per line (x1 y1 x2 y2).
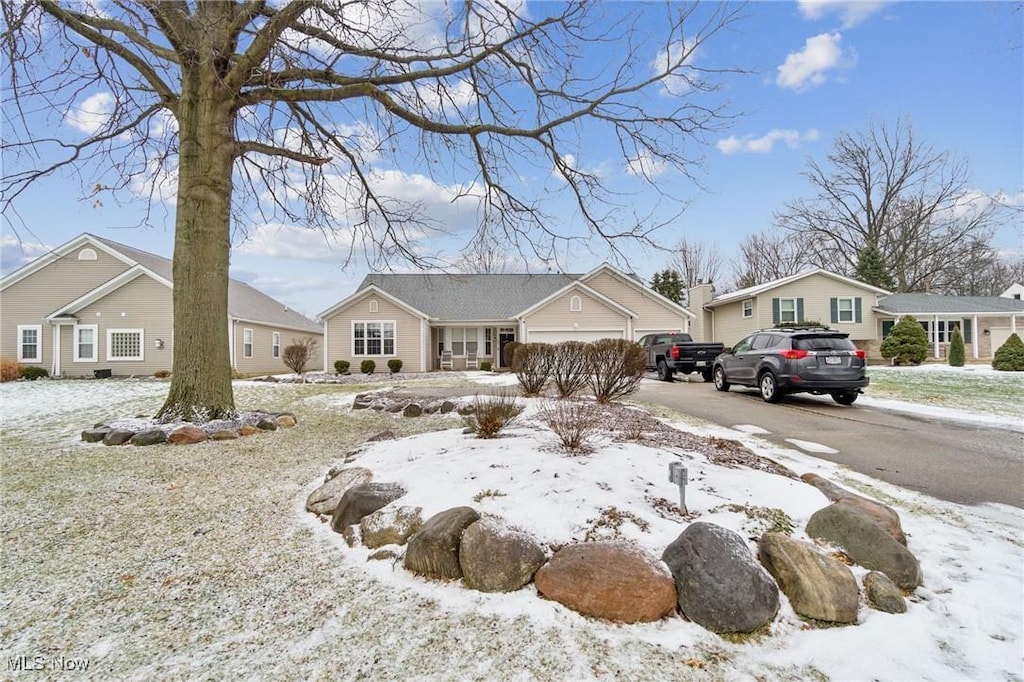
527 329 623 344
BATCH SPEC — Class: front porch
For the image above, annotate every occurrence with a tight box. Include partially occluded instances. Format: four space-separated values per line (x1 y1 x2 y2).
430 324 519 371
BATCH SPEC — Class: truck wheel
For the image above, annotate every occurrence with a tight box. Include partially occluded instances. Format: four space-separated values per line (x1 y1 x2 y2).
759 372 782 403
701 368 713 383
713 366 730 392
657 360 673 382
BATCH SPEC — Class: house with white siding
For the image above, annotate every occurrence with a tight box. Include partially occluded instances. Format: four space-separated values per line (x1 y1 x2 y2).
319 265 694 372
0 233 322 377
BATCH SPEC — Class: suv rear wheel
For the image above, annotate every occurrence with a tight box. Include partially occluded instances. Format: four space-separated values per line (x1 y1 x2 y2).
713 366 730 392
758 371 782 403
832 391 858 405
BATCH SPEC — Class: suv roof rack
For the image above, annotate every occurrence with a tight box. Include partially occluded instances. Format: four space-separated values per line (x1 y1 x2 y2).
762 326 836 333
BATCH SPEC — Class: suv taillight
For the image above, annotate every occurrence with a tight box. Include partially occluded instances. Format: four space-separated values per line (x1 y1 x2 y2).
854 349 866 359
781 349 808 360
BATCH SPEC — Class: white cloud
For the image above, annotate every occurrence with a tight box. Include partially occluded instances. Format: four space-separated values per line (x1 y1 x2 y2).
625 151 668 179
66 92 115 135
716 128 821 155
0 234 51 274
776 32 853 91
797 0 889 29
652 40 699 96
233 224 355 262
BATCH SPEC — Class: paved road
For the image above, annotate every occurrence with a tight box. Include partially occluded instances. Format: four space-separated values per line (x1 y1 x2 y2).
636 377 1024 509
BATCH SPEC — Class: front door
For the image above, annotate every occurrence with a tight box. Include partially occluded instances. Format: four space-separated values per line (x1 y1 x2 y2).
498 328 516 368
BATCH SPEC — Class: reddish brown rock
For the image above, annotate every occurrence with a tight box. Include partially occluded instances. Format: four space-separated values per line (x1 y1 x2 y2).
239 425 260 436
276 414 297 428
534 542 676 623
167 425 208 445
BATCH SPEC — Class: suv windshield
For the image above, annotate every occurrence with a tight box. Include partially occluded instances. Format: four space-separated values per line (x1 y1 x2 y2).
793 336 856 351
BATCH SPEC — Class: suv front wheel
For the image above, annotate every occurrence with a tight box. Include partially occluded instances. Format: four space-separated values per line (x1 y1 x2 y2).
758 371 782 403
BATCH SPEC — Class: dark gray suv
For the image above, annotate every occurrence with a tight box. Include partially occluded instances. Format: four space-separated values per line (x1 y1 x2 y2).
712 327 868 405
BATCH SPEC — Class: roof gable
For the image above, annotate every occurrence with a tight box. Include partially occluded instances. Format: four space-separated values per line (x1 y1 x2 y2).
580 263 696 319
515 279 636 319
706 269 891 308
318 284 431 321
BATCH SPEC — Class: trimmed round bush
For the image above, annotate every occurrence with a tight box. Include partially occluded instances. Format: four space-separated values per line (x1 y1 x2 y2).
334 359 351 374
21 366 49 381
992 333 1024 371
880 315 928 365
360 359 376 374
512 343 554 396
479 361 492 372
387 358 403 374
586 338 645 403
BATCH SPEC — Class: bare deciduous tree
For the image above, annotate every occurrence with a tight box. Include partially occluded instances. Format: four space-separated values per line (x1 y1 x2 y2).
2 1 742 421
730 230 810 289
774 118 1006 292
673 236 724 289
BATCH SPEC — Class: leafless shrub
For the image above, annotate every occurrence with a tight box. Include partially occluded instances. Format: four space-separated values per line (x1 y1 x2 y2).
512 343 554 396
1 358 24 382
586 339 646 403
550 341 591 398
283 337 318 375
465 391 524 439
540 398 605 452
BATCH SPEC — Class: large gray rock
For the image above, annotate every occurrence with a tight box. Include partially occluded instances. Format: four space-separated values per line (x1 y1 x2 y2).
535 542 676 623
459 518 546 593
758 532 859 624
402 403 423 418
661 522 779 634
306 467 373 515
360 505 424 549
864 571 907 614
330 482 407 533
802 474 907 545
806 504 922 590
130 429 168 446
82 428 110 443
404 507 480 580
103 429 135 446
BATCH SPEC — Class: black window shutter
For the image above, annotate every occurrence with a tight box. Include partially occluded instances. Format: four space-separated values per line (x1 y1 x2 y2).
855 297 863 323
772 298 780 324
830 298 838 324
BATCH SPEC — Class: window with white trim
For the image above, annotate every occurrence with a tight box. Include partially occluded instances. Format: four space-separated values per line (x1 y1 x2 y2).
271 332 281 358
353 321 395 356
369 299 379 313
570 295 582 312
74 324 98 362
836 297 855 323
449 327 478 356
107 329 144 361
779 298 797 324
742 300 753 318
484 328 493 356
17 325 42 363
243 328 254 358
919 319 972 344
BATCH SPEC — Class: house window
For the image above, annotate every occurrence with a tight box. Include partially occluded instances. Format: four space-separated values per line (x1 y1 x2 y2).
919 319 972 344
449 327 479 357
78 248 98 261
353 321 395 356
570 295 582 312
484 328 493 356
17 325 42 363
107 329 143 361
271 332 281 359
74 324 98 362
437 327 445 357
742 300 753 319
243 328 254 358
369 299 379 313
836 297 855 323
779 298 797 324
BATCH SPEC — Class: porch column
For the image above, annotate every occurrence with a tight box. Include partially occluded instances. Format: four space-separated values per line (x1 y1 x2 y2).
972 315 979 360
932 314 940 359
51 323 61 377
420 319 429 373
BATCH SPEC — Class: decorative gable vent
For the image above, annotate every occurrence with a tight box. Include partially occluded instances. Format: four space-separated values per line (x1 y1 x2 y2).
369 299 379 313
78 248 98 261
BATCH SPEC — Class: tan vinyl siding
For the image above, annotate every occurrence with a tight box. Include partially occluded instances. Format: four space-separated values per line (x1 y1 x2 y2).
324 292 424 372
583 271 689 332
712 300 757 347
759 275 879 341
0 248 130 369
524 289 627 332
63 275 174 377
232 321 321 375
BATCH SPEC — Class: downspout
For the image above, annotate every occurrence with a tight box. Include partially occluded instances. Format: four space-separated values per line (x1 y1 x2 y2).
322 322 329 372
228 318 236 369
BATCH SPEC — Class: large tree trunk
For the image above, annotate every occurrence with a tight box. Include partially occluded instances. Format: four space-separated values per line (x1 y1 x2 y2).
156 59 237 423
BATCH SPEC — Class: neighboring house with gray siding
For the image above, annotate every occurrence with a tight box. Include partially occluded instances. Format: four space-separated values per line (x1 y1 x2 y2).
319 265 693 372
686 268 1023 362
0 233 322 377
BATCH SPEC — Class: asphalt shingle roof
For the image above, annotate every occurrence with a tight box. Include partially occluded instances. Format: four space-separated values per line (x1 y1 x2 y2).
358 273 583 320
876 293 1024 315
91 234 321 333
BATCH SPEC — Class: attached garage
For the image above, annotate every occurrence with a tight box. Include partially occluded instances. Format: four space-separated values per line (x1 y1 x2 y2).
527 329 624 344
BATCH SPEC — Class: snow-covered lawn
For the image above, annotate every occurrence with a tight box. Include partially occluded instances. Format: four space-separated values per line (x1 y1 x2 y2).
1 375 1021 680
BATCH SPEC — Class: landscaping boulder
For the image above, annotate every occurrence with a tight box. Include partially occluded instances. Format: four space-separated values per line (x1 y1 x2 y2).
306 467 373 515
864 571 907 614
360 505 424 549
366 430 396 443
167 425 207 445
535 542 676 623
239 425 260 436
802 473 907 545
806 504 922 590
352 394 372 410
758 532 859 624
256 418 278 431
403 507 480 580
459 518 546 593
402 403 423 418
82 428 110 443
438 400 457 414
276 414 297 428
103 429 135 446
330 482 407 533
662 522 779 633
210 429 238 440
130 429 168 446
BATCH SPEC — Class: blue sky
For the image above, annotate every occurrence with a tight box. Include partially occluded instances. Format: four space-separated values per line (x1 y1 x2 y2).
2 1 1022 321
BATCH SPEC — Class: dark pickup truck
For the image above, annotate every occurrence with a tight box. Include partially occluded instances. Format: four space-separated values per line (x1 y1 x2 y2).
638 333 726 382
